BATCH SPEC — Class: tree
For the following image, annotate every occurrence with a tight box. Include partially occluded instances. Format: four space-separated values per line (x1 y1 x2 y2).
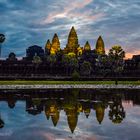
46 55 56 74
70 57 79 72
95 55 111 76
62 54 78 75
72 70 80 81
32 54 42 64
62 54 70 75
7 52 17 61
0 34 5 58
56 49 63 63
47 55 56 65
80 61 91 76
108 46 125 85
109 96 125 124
32 54 42 73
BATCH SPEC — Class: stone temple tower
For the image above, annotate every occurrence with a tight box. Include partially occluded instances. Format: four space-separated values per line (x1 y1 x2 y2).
95 36 105 55
65 26 80 54
51 33 60 55
84 41 91 51
45 39 51 54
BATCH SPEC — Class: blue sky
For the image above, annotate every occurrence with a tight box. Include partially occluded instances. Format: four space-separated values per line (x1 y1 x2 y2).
0 0 140 58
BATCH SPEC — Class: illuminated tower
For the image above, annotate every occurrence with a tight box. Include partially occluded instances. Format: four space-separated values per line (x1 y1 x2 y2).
94 103 105 124
45 39 51 54
67 109 78 133
95 36 105 55
51 111 60 127
45 106 50 120
65 26 80 54
51 33 60 55
84 41 91 51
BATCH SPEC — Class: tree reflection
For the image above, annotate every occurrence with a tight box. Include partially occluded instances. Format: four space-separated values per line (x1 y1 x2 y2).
109 95 125 124
7 95 17 109
26 98 43 115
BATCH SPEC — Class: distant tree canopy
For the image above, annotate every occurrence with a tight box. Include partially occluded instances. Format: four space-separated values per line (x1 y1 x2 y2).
32 54 42 64
7 52 17 61
80 61 91 76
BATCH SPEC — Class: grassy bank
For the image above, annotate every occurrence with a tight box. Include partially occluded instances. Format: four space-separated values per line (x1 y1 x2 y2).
0 80 139 85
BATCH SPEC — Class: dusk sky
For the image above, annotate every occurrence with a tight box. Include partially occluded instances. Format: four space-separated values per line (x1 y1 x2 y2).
0 0 140 58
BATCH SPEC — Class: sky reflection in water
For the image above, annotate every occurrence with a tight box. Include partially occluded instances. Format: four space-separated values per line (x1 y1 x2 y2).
0 90 140 140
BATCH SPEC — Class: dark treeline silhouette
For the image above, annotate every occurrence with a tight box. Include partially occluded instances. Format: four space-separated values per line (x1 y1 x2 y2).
0 27 140 80
0 89 140 132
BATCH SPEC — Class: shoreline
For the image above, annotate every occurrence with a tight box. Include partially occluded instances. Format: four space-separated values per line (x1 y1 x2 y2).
0 84 140 89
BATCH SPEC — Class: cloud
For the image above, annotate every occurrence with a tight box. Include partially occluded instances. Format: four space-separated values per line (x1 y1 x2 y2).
0 0 140 58
41 0 98 25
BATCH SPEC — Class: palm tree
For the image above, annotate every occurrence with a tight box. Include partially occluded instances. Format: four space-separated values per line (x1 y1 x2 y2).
0 34 5 58
109 96 125 124
108 46 125 85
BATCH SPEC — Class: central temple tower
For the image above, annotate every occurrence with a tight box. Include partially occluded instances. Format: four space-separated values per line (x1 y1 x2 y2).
64 26 80 54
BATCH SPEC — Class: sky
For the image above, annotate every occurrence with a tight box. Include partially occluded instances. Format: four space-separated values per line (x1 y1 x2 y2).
0 0 140 59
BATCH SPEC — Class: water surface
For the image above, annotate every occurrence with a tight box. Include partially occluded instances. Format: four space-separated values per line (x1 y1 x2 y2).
0 89 140 140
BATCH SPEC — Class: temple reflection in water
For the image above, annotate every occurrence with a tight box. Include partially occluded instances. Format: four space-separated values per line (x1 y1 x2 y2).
0 89 140 133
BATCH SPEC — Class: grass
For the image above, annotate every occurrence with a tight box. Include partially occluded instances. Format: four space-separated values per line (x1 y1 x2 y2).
0 80 139 85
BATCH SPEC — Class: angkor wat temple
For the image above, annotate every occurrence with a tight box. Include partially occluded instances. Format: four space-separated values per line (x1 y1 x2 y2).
0 27 140 80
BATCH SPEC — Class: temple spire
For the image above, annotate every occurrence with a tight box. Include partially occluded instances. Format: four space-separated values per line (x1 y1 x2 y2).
94 103 105 124
65 26 80 54
45 39 51 50
95 36 105 55
51 33 60 55
84 41 91 51
45 39 51 54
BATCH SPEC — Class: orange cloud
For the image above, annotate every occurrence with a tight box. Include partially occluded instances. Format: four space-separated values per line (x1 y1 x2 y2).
125 51 140 59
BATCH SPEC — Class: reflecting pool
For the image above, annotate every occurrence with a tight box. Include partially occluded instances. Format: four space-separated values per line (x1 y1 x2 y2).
0 89 140 140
